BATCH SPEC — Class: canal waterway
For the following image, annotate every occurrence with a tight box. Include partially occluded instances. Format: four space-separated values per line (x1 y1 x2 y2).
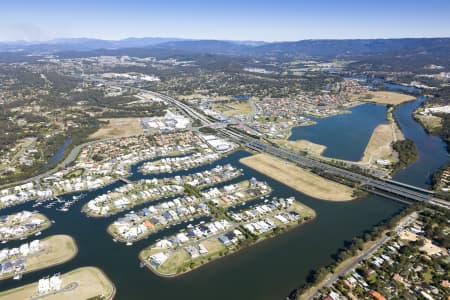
0 150 404 300
0 86 447 299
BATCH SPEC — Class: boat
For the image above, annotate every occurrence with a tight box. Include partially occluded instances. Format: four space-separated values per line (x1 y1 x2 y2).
72 193 86 200
1 240 7 244
34 231 42 236
32 202 43 208
126 242 133 246
13 274 22 280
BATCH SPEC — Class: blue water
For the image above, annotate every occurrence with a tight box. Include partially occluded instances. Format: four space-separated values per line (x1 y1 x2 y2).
0 150 404 300
0 83 447 300
383 82 421 93
393 96 450 187
288 104 387 161
43 138 72 170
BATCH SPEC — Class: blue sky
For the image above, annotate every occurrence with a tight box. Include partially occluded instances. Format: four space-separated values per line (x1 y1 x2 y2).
1 0 449 41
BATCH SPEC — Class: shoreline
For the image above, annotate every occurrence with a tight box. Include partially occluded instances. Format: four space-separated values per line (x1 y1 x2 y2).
83 170 242 218
107 180 272 243
279 103 407 176
240 154 356 201
0 266 116 300
0 212 51 242
139 202 316 278
297 210 417 300
0 235 78 281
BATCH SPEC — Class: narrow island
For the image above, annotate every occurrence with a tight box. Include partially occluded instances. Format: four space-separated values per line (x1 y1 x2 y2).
139 196 315 277
240 153 356 201
108 179 272 243
83 164 242 217
0 235 77 280
0 266 115 300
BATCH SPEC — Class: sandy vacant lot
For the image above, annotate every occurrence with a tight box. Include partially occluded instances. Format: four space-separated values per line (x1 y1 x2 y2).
364 91 415 105
240 154 355 201
216 101 253 117
399 230 447 256
89 118 143 139
0 266 115 300
360 123 404 164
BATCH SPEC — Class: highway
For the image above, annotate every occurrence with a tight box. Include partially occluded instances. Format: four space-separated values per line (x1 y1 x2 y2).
137 88 449 210
73 76 448 210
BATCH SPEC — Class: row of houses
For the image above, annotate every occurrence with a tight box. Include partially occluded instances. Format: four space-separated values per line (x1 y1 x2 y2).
0 240 40 262
317 218 449 300
112 198 210 241
139 151 220 174
0 211 47 241
0 131 210 210
149 219 233 266
85 164 241 216
0 240 41 276
110 178 272 242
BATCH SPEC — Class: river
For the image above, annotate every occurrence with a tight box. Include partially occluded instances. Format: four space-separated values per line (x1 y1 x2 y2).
393 96 449 188
42 138 72 171
0 86 447 299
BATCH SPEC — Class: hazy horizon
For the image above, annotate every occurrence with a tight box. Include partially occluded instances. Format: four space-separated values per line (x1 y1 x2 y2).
2 35 450 44
1 0 450 42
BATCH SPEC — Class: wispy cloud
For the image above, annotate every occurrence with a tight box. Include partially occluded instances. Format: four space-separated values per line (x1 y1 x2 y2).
1 23 47 41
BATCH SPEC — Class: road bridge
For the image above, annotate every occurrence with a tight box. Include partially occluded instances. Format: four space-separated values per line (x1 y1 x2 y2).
104 84 449 210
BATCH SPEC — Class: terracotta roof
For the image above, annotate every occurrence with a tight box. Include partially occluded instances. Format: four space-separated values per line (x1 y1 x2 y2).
370 290 386 300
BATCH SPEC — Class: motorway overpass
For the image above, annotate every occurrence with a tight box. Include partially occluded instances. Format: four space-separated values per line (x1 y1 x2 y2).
104 84 449 210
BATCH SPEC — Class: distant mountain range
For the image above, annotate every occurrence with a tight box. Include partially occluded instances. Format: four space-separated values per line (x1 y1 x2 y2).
1 37 449 59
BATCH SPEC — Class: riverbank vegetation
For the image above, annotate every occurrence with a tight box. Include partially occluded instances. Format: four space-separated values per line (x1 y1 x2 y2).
391 139 418 172
432 162 450 200
0 113 100 186
291 204 421 300
311 208 449 299
415 86 450 148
